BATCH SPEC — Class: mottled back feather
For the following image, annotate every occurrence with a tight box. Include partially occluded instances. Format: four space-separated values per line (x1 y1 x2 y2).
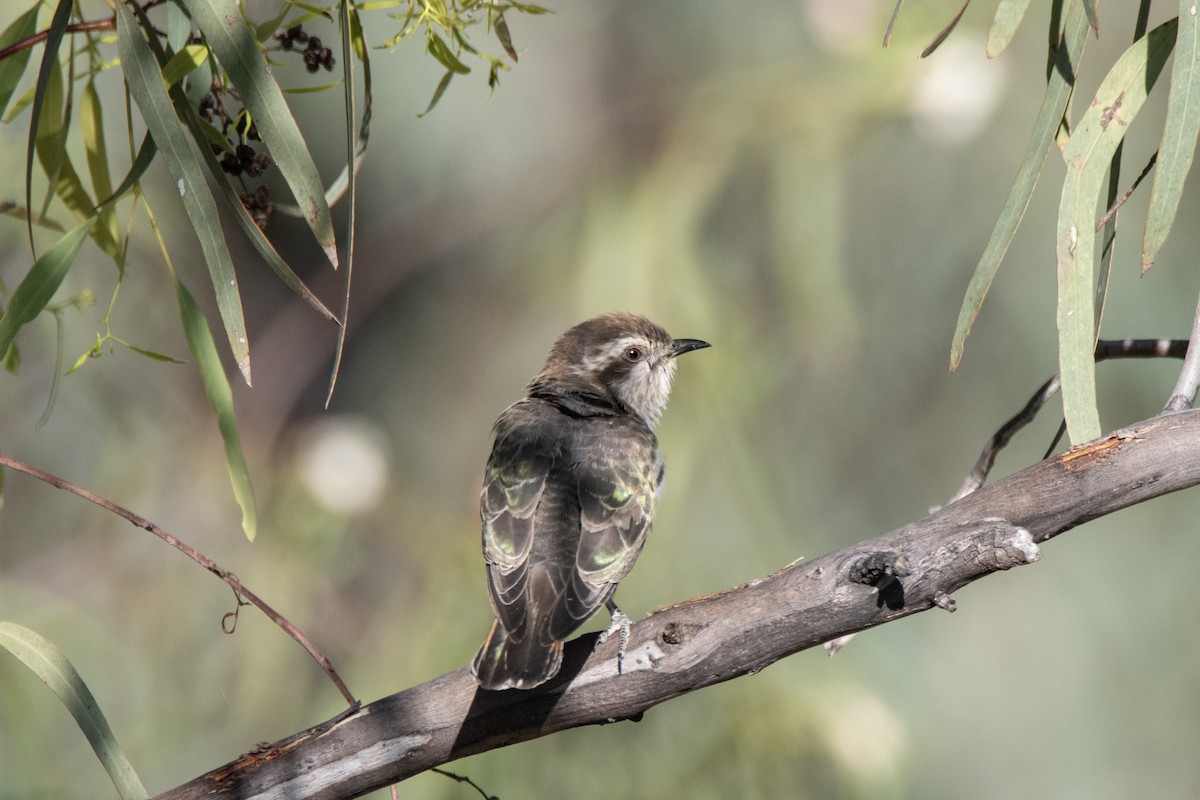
480 398 660 647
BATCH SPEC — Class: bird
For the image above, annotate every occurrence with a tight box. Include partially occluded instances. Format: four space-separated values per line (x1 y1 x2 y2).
470 312 710 691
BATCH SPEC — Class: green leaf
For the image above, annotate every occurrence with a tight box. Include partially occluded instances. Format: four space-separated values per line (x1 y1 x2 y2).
126 6 337 324
985 0 1034 58
1081 0 1100 37
160 44 210 87
287 1 335 20
97 133 157 208
2 340 19 374
427 31 472 74
25 0 72 255
920 0 970 59
193 114 237 153
1143 0 1200 272
0 4 40 118
66 333 103 375
167 0 194 52
0 217 96 358
1056 17 1177 444
117 1 252 383
0 622 148 800
33 62 123 262
493 10 518 61
418 70 455 117
278 1 374 222
179 0 339 268
173 276 258 541
283 80 344 94
252 2 293 43
950 1 1089 370
126 343 186 363
79 79 121 263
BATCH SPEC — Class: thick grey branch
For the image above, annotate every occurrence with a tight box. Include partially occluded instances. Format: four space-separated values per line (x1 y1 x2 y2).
154 410 1200 800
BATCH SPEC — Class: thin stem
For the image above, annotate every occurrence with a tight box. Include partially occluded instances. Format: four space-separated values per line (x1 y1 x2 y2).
944 338 1189 505
1095 150 1157 232
0 455 359 709
0 0 167 64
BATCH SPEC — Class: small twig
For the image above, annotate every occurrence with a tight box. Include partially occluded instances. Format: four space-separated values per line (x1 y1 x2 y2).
941 375 1061 507
0 454 359 709
429 768 496 800
1095 150 1157 232
0 0 167 63
944 338 1188 505
1163 295 1200 413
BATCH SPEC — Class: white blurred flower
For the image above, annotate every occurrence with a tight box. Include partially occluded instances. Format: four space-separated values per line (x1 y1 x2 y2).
294 416 390 515
912 37 1008 145
814 683 907 780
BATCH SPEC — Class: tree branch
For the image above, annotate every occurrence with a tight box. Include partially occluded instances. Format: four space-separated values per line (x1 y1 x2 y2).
154 409 1200 800
0 0 166 64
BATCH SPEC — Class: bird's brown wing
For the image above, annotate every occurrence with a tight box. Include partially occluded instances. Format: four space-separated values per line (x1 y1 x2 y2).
479 404 554 640
548 421 660 640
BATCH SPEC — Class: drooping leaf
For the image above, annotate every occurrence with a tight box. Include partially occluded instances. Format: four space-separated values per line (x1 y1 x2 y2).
986 0 1035 58
1081 0 1100 37
160 44 210 87
277 0 373 218
419 70 455 117
166 0 193 51
0 623 148 800
882 0 905 47
1143 0 1200 272
0 4 40 118
0 217 96 358
126 2 337 324
493 10 518 61
173 275 259 541
33 61 122 261
25 0 72 256
1056 17 1177 444
97 133 157 207
950 1 1090 369
252 2 294 43
920 0 971 59
79 79 121 264
116 0 252 383
326 0 360 406
179 0 339 268
427 31 472 74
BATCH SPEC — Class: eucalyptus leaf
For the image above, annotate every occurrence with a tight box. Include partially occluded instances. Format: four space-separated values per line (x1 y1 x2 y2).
117 0 252 383
0 217 96 359
1056 17 1177 443
0 623 148 800
1143 0 1200 272
179 0 339 268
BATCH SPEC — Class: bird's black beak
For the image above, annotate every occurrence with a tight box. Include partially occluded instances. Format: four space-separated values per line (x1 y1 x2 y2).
671 338 711 357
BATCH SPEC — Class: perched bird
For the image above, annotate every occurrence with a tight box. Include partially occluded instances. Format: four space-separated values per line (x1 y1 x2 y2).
470 312 710 690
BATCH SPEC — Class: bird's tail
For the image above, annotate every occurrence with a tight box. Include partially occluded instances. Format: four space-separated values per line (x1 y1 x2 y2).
470 619 563 691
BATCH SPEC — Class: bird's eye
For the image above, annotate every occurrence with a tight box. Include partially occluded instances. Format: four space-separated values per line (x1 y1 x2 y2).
624 346 643 362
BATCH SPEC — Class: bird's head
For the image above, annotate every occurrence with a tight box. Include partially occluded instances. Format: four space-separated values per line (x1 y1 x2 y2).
535 312 710 428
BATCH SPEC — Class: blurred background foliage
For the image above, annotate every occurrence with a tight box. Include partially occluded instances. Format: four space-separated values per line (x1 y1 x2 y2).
3 0 1200 798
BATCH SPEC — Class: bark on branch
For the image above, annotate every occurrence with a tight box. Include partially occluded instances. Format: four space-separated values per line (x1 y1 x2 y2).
154 409 1200 800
